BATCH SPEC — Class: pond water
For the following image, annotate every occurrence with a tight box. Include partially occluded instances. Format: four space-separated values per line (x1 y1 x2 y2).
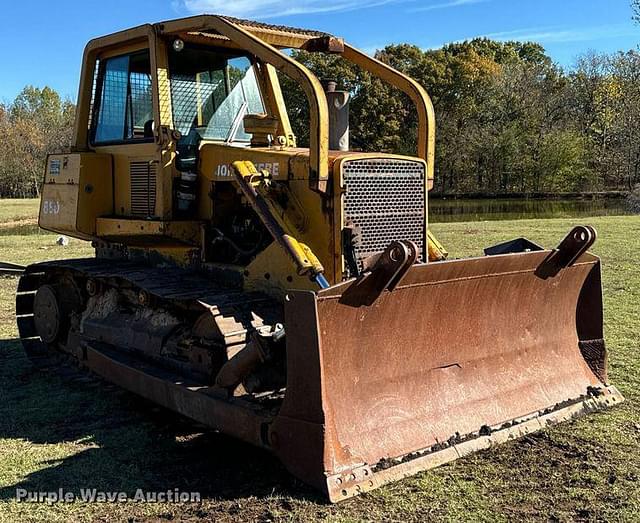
429 198 633 223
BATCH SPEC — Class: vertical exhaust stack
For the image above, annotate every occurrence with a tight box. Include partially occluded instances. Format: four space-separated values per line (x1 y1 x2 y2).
323 80 350 151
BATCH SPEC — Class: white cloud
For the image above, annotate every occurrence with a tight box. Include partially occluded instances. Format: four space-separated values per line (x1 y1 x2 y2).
177 0 406 19
410 0 486 13
478 24 639 44
176 0 492 23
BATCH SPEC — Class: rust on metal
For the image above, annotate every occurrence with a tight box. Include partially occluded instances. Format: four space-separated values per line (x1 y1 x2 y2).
339 240 418 306
535 225 597 279
302 35 345 54
14 7 624 502
16 236 623 502
271 244 623 500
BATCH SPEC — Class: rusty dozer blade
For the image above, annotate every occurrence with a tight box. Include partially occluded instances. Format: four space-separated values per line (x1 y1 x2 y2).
269 227 623 501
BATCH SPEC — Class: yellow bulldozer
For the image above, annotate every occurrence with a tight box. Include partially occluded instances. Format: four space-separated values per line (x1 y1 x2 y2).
12 15 622 501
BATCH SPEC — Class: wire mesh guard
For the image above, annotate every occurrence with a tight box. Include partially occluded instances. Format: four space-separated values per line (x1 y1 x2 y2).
343 158 426 269
170 74 223 135
169 59 265 141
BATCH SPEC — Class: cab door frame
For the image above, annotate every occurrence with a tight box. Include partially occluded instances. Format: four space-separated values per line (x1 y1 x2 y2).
73 26 175 219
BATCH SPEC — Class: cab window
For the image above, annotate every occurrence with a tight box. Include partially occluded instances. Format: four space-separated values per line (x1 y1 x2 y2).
91 50 154 144
169 46 265 143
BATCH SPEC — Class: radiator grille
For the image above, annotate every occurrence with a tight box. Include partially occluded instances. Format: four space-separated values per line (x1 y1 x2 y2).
130 161 156 217
342 158 426 273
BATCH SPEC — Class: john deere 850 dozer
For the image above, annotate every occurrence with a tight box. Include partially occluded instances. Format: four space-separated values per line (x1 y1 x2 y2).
15 15 622 501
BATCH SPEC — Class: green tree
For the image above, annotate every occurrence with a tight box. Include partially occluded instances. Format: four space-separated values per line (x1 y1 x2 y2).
279 50 408 153
570 50 640 190
0 86 75 197
539 130 595 191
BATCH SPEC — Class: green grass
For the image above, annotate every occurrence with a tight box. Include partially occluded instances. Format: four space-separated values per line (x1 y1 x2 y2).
0 199 41 223
0 199 44 236
0 200 639 522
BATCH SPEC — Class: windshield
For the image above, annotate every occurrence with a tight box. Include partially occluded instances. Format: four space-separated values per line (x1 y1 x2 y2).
169 47 265 143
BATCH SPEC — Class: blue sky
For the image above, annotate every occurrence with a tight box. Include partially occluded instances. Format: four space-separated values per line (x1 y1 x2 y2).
1 0 638 102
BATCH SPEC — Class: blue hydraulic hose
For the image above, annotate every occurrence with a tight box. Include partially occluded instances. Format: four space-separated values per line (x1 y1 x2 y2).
314 273 330 289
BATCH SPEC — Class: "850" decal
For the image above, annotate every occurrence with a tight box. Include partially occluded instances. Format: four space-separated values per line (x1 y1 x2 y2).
42 200 61 215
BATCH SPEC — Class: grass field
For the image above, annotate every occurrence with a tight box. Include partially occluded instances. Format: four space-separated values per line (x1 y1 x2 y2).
0 199 638 522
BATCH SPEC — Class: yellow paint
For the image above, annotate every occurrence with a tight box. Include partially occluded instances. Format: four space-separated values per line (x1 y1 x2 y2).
231 160 327 285
427 230 449 261
245 242 317 297
96 218 201 244
200 144 292 183
39 153 113 240
43 15 445 296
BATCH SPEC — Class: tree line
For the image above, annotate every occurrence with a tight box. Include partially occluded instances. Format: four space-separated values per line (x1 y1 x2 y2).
281 39 640 195
0 36 638 198
0 87 74 198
